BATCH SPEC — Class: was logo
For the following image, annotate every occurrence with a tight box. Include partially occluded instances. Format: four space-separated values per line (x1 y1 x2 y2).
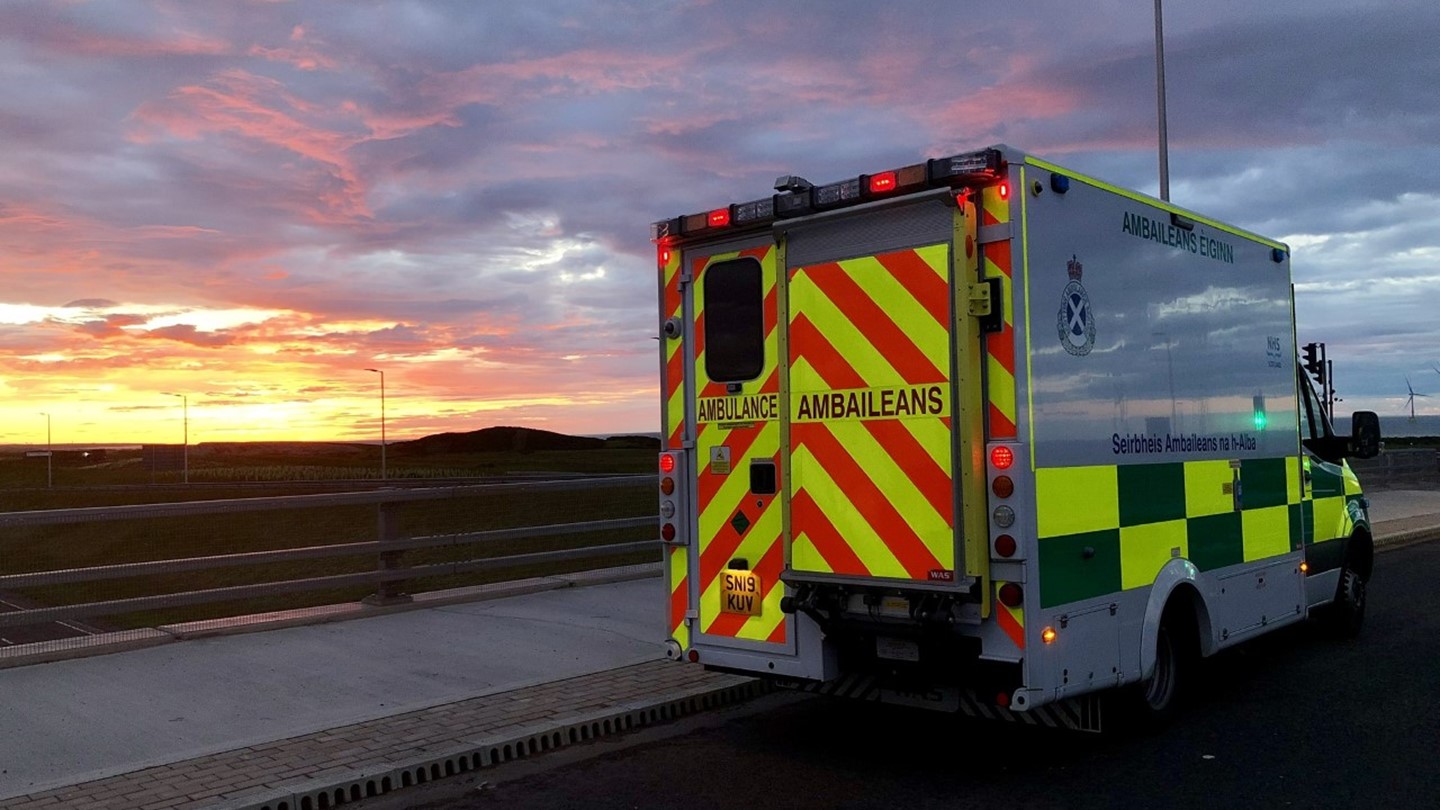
1056 254 1095 356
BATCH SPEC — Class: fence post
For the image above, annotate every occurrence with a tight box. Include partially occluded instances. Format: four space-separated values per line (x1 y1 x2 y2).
362 500 413 606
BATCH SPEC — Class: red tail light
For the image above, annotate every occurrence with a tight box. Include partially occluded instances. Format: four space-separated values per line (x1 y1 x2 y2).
990 445 1014 469
992 475 1014 498
998 582 1023 608
659 453 676 473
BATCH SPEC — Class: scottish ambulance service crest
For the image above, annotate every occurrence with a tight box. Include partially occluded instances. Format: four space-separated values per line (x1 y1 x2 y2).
1057 254 1095 356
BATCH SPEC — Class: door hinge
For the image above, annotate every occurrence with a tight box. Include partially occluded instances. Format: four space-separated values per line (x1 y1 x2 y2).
969 277 1003 333
977 223 1012 244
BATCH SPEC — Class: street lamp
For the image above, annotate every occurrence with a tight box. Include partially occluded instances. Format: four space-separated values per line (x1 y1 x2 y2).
364 368 386 480
40 412 51 488
1154 0 1170 201
163 392 189 484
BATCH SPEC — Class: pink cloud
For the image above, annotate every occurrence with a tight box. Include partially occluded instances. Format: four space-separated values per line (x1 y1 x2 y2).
145 324 235 349
130 69 372 223
247 45 336 71
37 28 231 58
423 48 692 110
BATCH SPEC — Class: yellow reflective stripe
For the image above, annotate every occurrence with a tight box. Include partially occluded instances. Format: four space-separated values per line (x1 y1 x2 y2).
986 357 1016 429
791 535 834 574
1035 465 1119 537
1342 461 1363 496
699 504 781 633
789 272 908 389
837 256 950 373
832 255 950 376
664 251 684 443
1001 598 1023 629
666 386 685 439
791 443 908 578
1312 496 1345 543
1119 519 1188 589
1018 166 1037 470
827 419 952 565
1241 505 1290 560
669 546 689 650
914 242 949 279
1024 156 1286 251
1184 459 1233 517
982 184 1010 224
1287 457 1303 504
698 422 779 534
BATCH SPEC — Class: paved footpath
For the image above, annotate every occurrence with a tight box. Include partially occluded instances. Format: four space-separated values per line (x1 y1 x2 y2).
1 488 1437 810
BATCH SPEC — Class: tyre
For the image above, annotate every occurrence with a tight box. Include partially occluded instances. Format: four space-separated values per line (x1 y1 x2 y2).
1140 621 1182 716
1324 565 1367 638
1112 608 1195 732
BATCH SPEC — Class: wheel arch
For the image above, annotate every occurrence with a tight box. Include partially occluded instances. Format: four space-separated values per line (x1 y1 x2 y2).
1139 560 1215 682
1348 527 1374 582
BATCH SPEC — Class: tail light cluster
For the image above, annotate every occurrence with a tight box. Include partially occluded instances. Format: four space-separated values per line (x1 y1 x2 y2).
659 452 687 545
987 443 1025 564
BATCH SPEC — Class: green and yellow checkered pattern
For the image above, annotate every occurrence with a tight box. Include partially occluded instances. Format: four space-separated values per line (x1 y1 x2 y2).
1035 458 1308 609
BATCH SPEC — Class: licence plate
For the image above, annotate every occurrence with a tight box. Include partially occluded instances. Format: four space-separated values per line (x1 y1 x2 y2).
721 569 762 616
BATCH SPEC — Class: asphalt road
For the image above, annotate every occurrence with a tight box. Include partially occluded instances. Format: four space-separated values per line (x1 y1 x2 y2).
374 540 1440 810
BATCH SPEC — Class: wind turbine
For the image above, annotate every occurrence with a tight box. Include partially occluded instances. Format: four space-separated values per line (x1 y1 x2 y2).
1405 377 1428 421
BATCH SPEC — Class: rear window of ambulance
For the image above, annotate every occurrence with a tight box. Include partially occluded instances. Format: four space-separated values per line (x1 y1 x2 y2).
703 258 764 382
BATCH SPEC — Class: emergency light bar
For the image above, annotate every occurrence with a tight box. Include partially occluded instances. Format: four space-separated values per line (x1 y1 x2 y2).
652 147 1005 241
732 196 775 224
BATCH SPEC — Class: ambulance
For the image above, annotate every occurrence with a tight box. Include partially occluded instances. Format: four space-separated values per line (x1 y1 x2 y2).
651 145 1381 729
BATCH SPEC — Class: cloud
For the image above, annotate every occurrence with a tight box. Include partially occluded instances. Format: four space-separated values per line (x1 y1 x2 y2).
0 0 1437 442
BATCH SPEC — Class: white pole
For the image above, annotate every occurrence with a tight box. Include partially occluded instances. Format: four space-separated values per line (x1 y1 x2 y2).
41 412 51 488
1155 0 1171 201
163 392 189 484
364 368 387 480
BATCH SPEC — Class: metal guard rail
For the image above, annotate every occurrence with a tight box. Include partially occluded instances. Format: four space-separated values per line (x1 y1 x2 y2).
0 475 658 629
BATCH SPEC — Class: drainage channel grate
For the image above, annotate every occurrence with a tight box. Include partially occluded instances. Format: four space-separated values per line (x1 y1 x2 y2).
214 679 767 810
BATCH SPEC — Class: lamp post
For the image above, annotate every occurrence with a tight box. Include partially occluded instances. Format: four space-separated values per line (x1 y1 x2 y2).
163 392 189 484
40 412 51 488
1155 0 1170 201
364 368 386 480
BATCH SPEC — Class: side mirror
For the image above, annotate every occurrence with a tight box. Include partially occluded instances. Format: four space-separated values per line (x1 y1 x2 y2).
1350 411 1381 459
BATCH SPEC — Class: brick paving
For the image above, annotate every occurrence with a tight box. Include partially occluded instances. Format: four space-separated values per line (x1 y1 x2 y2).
0 661 756 810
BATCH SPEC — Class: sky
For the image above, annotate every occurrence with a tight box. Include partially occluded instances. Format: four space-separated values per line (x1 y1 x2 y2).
1 0 1437 444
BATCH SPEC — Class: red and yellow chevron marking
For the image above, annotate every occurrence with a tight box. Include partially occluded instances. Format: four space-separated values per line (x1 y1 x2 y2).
668 545 689 651
788 244 955 582
981 186 1017 440
660 244 689 650
661 245 685 449
693 246 786 644
995 581 1025 649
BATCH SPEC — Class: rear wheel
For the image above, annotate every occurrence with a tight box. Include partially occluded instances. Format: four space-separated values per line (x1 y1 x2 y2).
1113 607 1195 731
1141 621 1181 715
